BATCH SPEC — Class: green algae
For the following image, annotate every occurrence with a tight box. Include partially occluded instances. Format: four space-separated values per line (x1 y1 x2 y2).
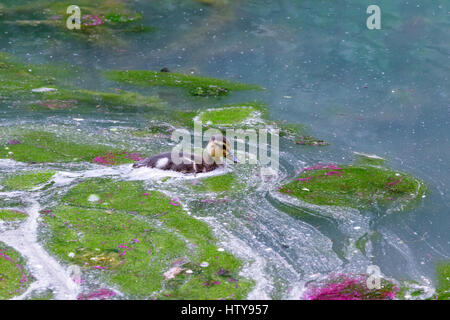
42 178 253 299
199 107 255 126
0 129 136 164
1 171 55 191
191 173 243 193
436 262 450 300
0 52 63 99
0 243 32 299
195 102 268 129
0 209 27 221
281 164 427 212
104 70 263 97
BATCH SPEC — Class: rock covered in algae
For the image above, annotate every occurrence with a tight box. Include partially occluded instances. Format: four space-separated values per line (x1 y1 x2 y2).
1 171 55 191
195 102 267 128
435 262 450 300
280 162 427 212
0 242 33 299
0 129 138 165
104 70 263 97
41 178 253 299
0 209 27 221
302 274 399 300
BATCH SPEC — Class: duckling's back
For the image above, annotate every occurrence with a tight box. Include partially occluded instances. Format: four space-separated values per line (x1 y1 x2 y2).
132 152 218 173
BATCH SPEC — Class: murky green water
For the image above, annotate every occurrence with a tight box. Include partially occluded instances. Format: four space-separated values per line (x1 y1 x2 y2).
0 0 448 299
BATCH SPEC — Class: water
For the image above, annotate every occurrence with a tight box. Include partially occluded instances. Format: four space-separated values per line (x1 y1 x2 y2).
0 0 448 299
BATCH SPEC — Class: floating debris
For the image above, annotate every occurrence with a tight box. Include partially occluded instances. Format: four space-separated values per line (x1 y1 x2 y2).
31 87 57 93
164 267 183 280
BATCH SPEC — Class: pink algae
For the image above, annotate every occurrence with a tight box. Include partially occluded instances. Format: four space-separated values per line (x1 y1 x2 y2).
303 274 399 300
82 15 103 27
7 139 21 145
386 178 403 187
77 288 116 300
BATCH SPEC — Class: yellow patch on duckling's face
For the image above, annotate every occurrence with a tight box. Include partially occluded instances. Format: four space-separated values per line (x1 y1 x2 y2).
205 136 238 164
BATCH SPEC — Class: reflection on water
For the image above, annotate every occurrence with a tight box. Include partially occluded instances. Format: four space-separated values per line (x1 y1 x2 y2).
0 0 448 299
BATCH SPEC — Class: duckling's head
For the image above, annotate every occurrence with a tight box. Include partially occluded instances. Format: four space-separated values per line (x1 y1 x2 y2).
205 135 238 164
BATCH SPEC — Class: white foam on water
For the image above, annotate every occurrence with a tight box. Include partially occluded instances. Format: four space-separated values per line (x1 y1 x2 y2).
0 196 80 300
353 151 384 159
52 164 230 186
199 216 272 300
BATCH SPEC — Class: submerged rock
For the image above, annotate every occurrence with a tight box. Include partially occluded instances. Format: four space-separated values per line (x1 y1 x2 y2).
0 53 166 111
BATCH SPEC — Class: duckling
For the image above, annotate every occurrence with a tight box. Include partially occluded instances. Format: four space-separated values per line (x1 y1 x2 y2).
132 135 237 173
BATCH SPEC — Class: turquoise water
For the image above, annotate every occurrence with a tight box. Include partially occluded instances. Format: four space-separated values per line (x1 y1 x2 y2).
0 0 448 299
